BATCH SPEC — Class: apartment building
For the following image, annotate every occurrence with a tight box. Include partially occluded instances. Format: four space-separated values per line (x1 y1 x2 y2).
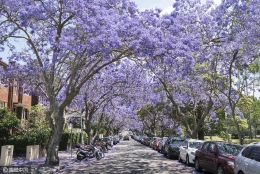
0 60 38 122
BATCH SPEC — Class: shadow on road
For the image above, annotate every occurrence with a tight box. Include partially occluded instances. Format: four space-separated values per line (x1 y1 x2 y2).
60 140 210 174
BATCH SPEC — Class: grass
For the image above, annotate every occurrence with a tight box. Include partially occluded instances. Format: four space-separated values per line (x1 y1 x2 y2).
204 136 224 141
204 136 260 145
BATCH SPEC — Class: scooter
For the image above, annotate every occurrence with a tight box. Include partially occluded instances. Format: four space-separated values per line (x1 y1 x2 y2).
76 144 103 161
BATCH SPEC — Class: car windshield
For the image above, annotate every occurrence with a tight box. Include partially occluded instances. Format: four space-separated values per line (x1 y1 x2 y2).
189 142 203 149
217 143 243 156
172 140 184 146
163 137 168 141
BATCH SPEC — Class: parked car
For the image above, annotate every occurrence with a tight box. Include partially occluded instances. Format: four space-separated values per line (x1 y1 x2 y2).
194 141 243 174
167 138 186 159
158 137 168 153
123 135 130 141
149 137 159 148
148 138 155 148
163 136 186 158
140 136 147 144
109 136 117 145
178 139 204 165
234 142 260 174
113 136 120 144
101 137 113 146
153 137 162 150
143 137 152 146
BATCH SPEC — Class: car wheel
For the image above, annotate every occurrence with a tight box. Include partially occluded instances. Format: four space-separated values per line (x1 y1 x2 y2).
217 164 225 174
194 158 202 172
161 147 165 154
186 155 190 166
168 151 173 159
238 171 244 174
178 154 182 162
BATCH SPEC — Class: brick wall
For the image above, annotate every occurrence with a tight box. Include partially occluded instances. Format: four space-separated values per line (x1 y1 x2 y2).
0 84 9 103
22 94 32 107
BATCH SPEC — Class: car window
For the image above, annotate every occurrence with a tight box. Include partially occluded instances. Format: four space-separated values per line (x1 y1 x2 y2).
248 147 260 162
242 146 253 157
201 143 209 151
208 143 217 152
172 140 184 146
189 142 203 149
182 141 187 147
217 143 242 155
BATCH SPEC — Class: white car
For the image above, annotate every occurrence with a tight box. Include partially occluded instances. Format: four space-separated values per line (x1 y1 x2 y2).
234 142 260 174
178 139 204 166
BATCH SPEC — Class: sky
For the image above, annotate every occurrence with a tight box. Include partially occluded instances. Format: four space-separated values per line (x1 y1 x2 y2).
131 0 175 14
131 0 222 14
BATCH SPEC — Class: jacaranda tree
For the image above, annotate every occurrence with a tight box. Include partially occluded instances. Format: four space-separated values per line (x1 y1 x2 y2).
0 0 158 165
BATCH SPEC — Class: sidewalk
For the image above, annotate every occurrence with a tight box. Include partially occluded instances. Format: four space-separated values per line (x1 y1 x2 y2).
10 145 116 174
11 149 79 174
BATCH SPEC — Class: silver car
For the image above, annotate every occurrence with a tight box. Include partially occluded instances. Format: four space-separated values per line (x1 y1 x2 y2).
234 142 260 174
158 137 168 153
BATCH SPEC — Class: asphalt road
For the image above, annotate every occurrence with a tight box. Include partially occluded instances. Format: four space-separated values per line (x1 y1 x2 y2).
58 138 211 174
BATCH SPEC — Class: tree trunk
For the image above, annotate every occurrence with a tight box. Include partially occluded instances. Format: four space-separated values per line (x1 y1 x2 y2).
234 118 243 145
247 113 253 139
45 109 65 166
86 120 91 145
198 128 204 140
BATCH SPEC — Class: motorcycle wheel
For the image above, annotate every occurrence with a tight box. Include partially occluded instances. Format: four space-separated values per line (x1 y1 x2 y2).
96 152 102 160
77 154 84 161
102 147 108 153
101 151 105 158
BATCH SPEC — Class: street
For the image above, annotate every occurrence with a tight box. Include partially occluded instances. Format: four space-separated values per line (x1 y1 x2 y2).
58 138 210 174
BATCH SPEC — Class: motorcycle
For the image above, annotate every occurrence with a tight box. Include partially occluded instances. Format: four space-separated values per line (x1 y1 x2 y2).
76 144 103 161
97 141 108 153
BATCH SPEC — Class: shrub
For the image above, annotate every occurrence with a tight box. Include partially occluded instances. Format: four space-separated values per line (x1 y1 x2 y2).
59 131 88 151
0 108 19 140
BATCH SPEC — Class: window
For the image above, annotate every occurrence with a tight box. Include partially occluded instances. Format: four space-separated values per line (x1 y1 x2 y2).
202 143 209 151
23 109 29 120
242 146 253 158
183 141 188 147
189 142 203 149
248 147 260 162
208 143 217 152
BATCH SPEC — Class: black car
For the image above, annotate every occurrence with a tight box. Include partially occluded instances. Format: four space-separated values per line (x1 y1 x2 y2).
164 136 186 158
168 139 186 159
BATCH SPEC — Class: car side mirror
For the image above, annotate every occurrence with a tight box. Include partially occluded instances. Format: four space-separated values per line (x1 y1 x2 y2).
183 146 188 149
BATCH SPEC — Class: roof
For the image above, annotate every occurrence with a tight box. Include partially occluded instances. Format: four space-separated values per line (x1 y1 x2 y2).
0 60 8 67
